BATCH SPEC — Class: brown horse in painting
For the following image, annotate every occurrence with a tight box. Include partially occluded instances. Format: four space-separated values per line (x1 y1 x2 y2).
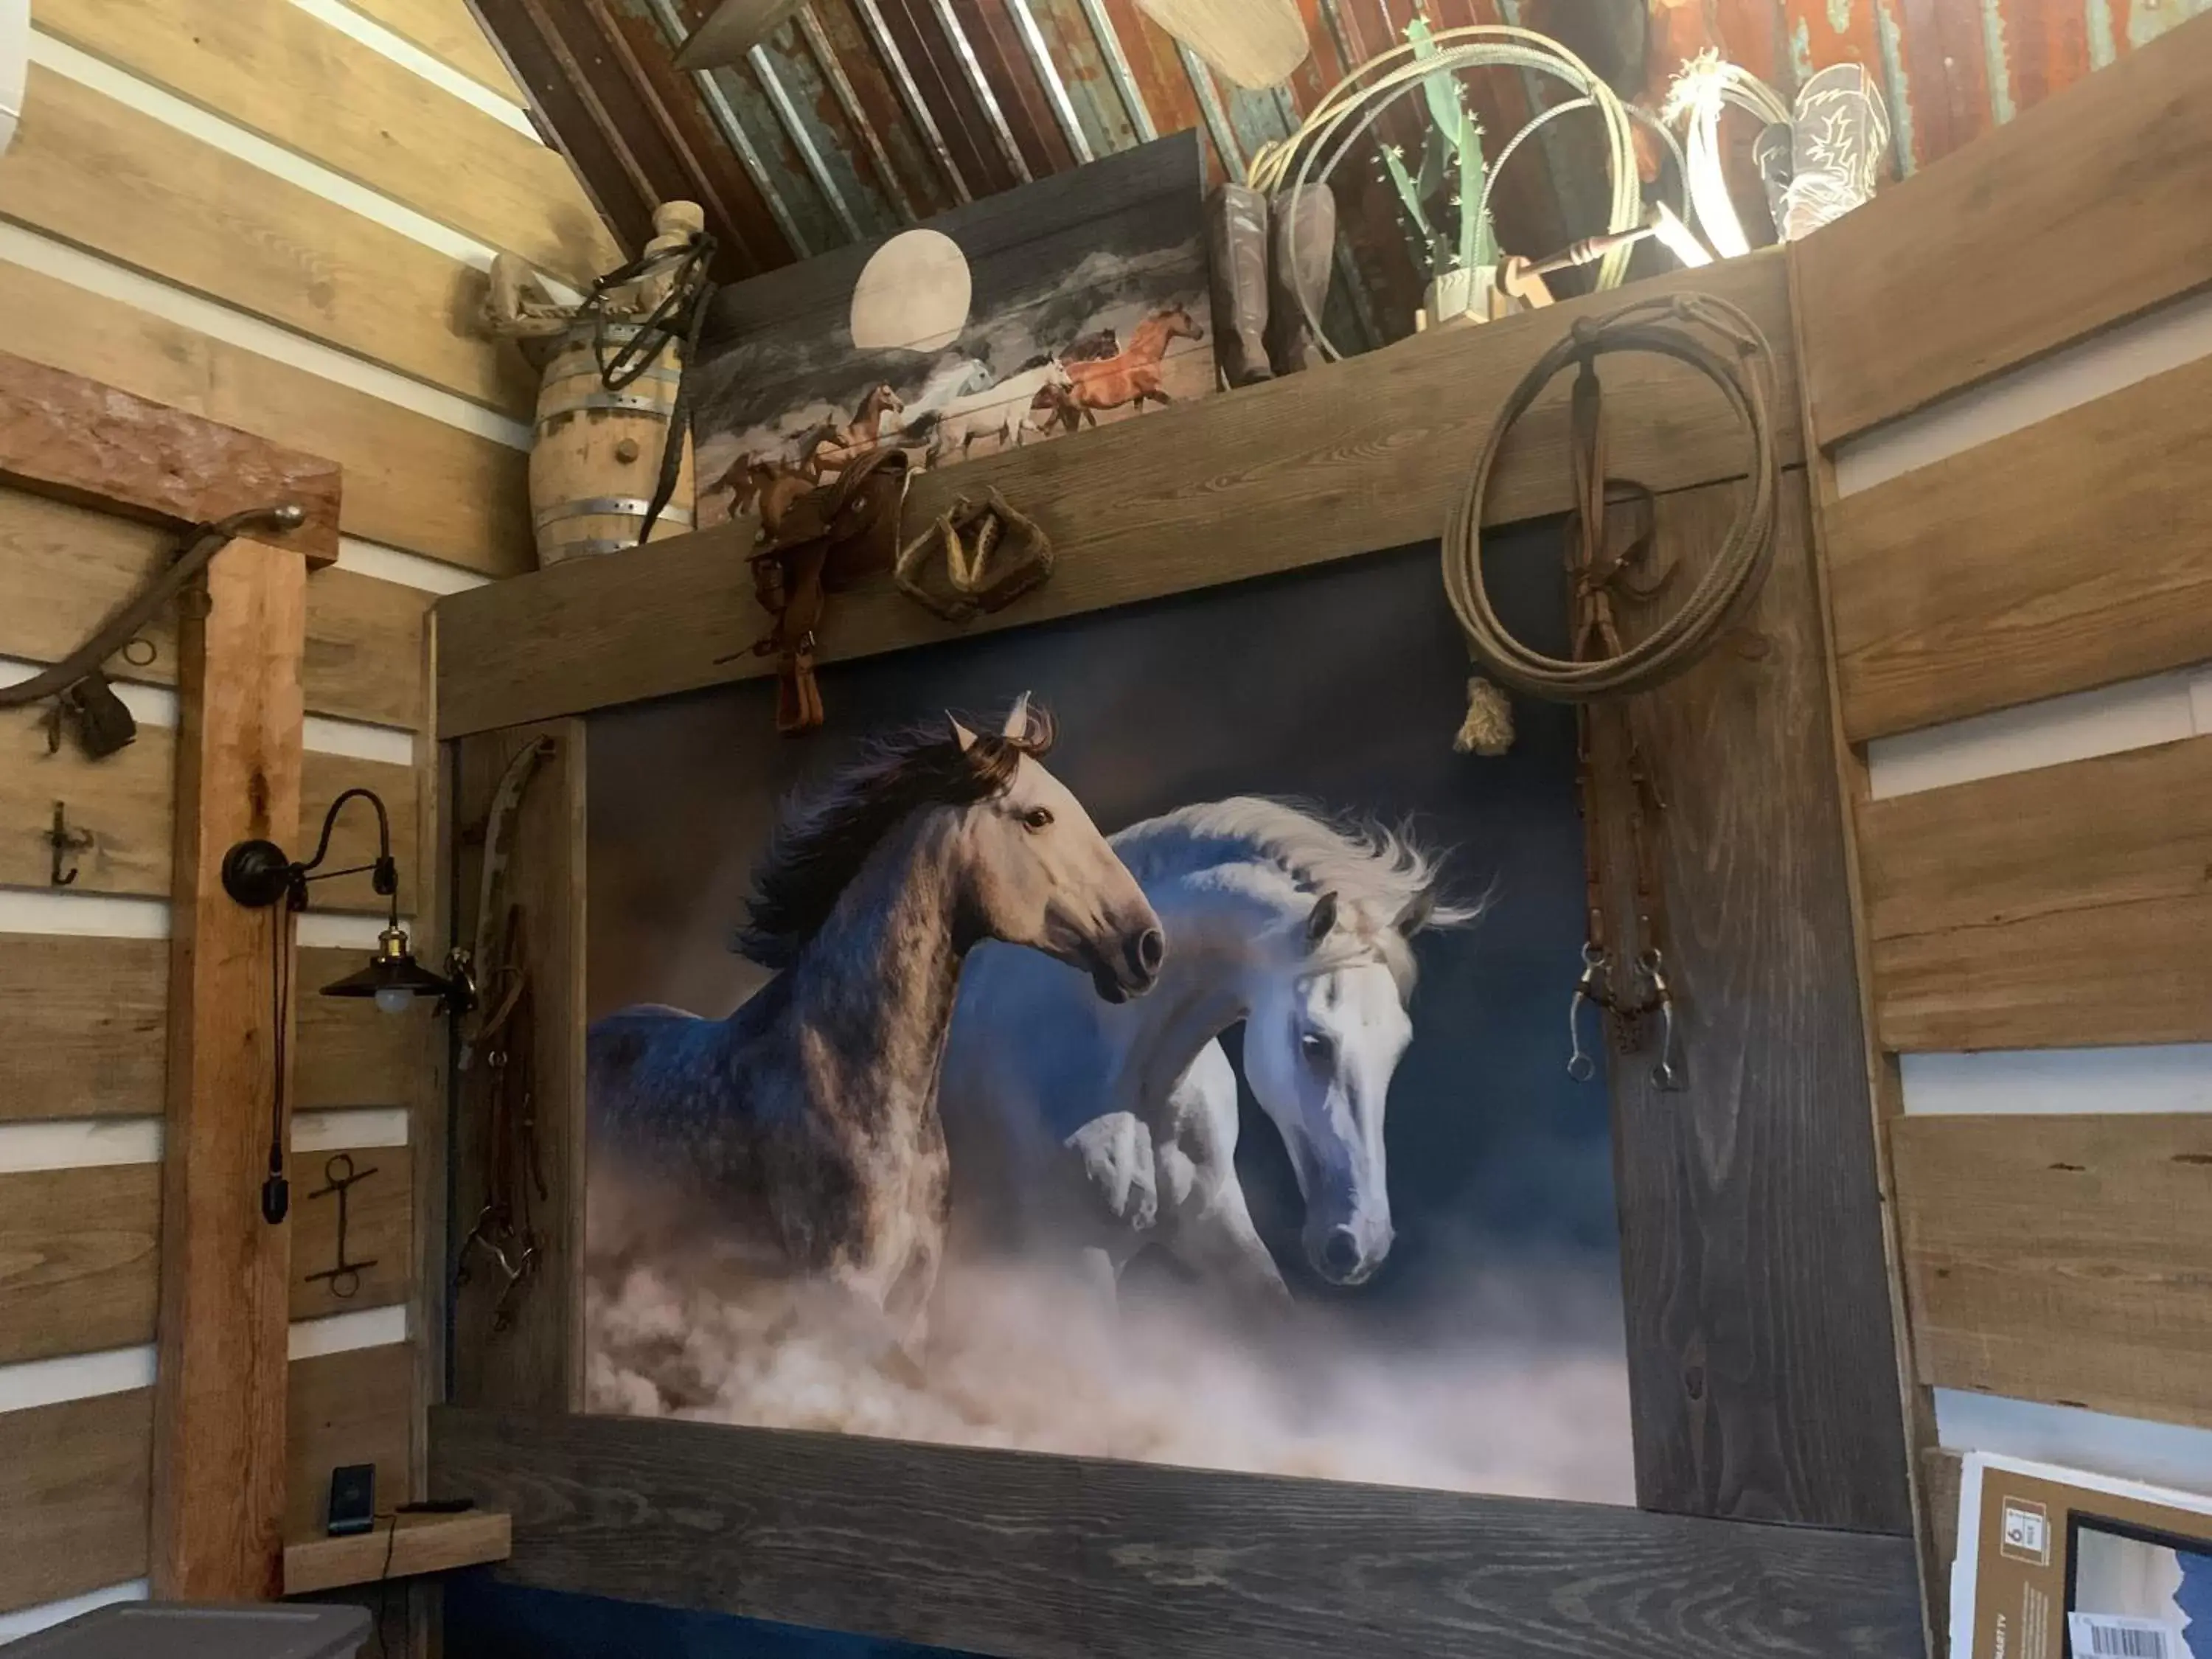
585 698 1164 1357
1062 305 1207 423
797 383 905 479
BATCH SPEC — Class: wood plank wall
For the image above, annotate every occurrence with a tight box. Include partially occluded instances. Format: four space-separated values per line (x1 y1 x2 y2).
0 0 608 1640
1791 11 2212 1644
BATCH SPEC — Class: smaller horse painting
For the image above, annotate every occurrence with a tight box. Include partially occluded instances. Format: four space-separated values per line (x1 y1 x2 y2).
686 132 1216 530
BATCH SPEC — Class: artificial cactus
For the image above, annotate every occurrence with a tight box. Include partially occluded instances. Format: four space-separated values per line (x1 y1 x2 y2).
1380 15 1498 282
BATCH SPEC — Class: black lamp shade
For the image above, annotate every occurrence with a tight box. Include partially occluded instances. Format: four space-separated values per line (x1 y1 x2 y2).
319 925 455 1004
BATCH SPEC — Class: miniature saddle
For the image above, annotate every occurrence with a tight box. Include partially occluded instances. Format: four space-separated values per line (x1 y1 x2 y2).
746 446 911 734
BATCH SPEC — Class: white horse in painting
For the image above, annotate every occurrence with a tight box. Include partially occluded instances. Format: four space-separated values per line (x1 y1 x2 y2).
889 355 998 440
939 799 1475 1305
920 358 1072 465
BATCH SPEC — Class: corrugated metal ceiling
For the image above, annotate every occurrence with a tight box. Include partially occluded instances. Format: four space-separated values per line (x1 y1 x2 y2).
479 0 2211 287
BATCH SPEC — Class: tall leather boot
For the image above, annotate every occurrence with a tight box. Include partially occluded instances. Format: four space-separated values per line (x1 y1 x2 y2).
1205 183 1276 388
1266 182 1335 376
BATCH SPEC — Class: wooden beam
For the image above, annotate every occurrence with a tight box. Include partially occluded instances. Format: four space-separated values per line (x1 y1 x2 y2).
1825 352 2212 742
0 937 435 1122
430 1406 1925 1659
1792 10 2212 445
0 350 339 565
1788 239 1944 1652
1595 475 1908 1531
1858 734 2212 1051
1891 1113 2212 1428
448 722 587 1412
434 252 1801 737
284 1510 512 1596
151 534 307 1601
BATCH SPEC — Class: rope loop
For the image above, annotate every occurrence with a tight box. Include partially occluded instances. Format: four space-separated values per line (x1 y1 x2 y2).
1441 291 1781 709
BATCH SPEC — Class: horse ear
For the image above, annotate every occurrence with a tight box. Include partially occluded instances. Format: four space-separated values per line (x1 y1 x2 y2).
949 714 978 753
1395 886 1438 937
1304 891 1339 947
1002 692 1033 740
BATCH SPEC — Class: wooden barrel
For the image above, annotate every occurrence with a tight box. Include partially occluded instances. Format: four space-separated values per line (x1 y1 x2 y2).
528 321 698 566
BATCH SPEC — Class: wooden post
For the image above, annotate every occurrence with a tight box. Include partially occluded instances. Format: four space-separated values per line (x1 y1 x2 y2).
152 535 309 1599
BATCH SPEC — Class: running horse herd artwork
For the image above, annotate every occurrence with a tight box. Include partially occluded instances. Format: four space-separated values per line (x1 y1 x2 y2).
686 132 1218 532
583 533 1636 1503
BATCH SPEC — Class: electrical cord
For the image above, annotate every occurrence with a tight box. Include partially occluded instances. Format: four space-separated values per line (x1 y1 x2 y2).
1441 291 1781 706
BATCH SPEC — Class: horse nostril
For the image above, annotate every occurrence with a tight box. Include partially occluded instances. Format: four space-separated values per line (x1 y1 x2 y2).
1321 1227 1361 1278
1131 928 1165 978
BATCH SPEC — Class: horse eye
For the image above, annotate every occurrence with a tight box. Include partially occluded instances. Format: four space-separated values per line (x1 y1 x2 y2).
1022 807 1054 831
1299 1031 1335 1065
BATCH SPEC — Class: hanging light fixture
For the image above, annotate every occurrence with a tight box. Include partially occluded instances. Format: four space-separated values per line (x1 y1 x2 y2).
220 786 474 1015
222 787 474 1224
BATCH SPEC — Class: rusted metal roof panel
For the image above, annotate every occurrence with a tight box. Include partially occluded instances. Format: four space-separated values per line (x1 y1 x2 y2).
488 0 2209 284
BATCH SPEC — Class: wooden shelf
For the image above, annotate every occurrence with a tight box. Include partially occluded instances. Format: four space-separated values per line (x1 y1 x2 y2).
432 251 1798 740
282 1509 512 1596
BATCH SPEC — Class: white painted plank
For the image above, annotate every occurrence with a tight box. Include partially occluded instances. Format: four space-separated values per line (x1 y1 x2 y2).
1865 669 2206 801
0 894 168 939
1937 1388 2212 1498
287 1305 408 1360
1834 284 2212 498
0 1110 406 1174
337 536 493 596
1900 1048 2212 1116
286 0 536 136
0 1119 161 1172
0 1345 155 1415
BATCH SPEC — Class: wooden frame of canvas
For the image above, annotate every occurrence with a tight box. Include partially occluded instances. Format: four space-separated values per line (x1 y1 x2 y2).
428 251 1927 1659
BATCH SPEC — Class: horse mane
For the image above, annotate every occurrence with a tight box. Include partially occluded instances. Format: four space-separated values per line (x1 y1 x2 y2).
734 706 1057 969
1110 797 1484 990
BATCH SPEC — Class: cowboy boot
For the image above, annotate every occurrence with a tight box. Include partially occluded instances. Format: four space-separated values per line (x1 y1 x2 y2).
1266 182 1335 376
1205 183 1275 388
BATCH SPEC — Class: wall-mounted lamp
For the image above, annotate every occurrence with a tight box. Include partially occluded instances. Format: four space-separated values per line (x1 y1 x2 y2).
221 786 474 1224
221 786 475 1015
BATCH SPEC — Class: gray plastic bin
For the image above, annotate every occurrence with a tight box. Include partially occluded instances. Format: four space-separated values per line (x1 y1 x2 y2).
6 1603 372 1658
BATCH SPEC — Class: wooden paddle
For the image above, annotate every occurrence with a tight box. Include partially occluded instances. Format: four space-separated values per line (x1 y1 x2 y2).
672 0 805 70
1134 0 1310 90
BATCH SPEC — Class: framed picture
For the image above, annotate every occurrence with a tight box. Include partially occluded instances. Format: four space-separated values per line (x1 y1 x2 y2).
431 248 1917 1659
689 131 1216 531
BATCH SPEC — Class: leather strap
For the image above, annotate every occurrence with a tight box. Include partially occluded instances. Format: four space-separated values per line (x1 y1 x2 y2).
746 448 911 734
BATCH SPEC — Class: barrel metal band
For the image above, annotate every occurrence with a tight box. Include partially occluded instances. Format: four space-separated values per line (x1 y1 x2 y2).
535 495 697 529
535 394 677 426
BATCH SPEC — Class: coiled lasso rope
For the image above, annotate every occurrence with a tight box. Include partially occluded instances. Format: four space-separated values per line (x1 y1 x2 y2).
1441 291 1781 754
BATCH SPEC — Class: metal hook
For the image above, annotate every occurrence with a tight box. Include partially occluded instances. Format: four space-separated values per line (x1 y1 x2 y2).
47 801 94 887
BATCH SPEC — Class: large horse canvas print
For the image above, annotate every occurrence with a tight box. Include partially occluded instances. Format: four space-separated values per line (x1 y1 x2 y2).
689 131 1216 535
584 528 1633 1503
